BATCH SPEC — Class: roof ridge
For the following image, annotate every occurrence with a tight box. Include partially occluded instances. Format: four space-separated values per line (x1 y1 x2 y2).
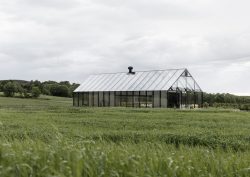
90 68 186 75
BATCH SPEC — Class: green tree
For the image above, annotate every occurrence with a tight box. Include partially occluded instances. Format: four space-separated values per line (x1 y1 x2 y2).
50 84 70 97
31 87 41 98
3 82 17 97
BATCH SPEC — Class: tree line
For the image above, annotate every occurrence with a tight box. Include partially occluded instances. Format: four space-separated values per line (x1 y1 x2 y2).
0 80 79 98
203 93 250 110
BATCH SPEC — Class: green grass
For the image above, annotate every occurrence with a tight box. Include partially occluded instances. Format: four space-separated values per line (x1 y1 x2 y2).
1 96 250 176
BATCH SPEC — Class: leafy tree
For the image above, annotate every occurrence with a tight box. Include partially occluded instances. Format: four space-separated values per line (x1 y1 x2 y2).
31 87 41 98
50 84 70 97
3 82 17 97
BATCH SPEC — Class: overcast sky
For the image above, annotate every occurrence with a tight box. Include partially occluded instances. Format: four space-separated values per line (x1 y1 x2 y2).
0 0 250 95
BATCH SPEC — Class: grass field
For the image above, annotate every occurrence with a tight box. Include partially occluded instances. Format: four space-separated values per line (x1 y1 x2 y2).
1 95 250 176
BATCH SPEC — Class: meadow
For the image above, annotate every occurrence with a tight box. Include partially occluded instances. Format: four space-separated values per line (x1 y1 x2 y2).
0 95 250 177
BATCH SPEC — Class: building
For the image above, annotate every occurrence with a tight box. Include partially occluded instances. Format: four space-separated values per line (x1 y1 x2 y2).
73 67 203 108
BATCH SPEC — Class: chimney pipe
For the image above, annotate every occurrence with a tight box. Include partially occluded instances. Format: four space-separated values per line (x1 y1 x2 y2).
128 66 135 74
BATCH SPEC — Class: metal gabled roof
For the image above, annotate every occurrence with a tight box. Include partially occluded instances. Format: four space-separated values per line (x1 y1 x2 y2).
74 68 198 92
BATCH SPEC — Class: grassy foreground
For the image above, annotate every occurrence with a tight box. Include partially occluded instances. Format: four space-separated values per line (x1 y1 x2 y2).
0 96 250 176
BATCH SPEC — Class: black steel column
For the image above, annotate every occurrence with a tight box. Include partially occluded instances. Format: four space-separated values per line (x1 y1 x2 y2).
98 92 100 107
119 92 121 106
201 92 203 108
159 91 162 108
194 92 196 108
180 91 182 108
132 91 134 107
77 92 80 107
82 92 84 106
152 91 154 108
103 92 105 106
126 91 128 107
139 91 141 108
109 91 111 107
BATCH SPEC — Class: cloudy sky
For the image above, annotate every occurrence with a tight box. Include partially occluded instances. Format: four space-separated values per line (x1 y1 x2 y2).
0 0 250 95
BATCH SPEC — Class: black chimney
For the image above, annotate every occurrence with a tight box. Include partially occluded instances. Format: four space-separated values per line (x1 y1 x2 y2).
128 66 135 74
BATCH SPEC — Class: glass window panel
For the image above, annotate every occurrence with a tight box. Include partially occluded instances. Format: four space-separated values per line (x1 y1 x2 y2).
88 92 93 106
104 92 110 106
98 92 104 106
84 75 103 91
115 92 120 106
127 95 133 107
103 74 121 91
153 91 160 108
147 71 171 90
120 96 127 107
134 91 139 96
143 71 163 90
83 92 89 106
128 91 133 96
94 92 98 106
161 91 167 108
128 72 150 91
140 97 147 108
78 93 83 106
111 74 129 91
110 92 115 106
147 94 153 108
137 71 156 90
162 69 185 90
122 72 144 91
134 95 140 107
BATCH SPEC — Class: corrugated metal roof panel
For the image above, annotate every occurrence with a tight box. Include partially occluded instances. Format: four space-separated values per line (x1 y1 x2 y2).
74 68 201 92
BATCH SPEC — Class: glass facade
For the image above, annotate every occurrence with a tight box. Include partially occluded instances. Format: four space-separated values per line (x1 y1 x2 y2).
74 90 203 108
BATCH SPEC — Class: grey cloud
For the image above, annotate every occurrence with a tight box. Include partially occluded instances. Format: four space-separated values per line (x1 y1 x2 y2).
0 0 250 94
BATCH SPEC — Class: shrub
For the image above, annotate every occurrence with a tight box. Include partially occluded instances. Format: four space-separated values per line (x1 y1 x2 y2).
203 102 209 108
50 84 70 97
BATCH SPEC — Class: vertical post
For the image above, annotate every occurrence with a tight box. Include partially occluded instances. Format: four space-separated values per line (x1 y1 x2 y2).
114 92 116 107
87 92 91 107
126 91 128 107
73 92 75 106
77 92 80 107
98 92 100 107
194 92 196 108
166 91 168 108
132 91 134 107
152 91 154 108
102 92 104 106
83 93 85 106
139 91 141 108
146 91 148 108
180 91 182 109
119 92 121 107
159 91 162 108
201 92 204 108
109 91 111 107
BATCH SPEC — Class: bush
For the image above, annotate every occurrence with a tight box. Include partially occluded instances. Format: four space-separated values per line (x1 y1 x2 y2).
31 87 41 98
50 84 70 97
203 102 209 108
3 82 17 97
